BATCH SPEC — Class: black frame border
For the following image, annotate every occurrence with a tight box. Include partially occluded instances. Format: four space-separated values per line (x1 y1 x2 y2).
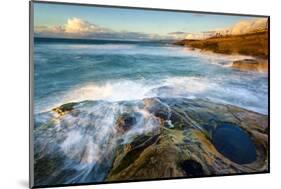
29 0 270 188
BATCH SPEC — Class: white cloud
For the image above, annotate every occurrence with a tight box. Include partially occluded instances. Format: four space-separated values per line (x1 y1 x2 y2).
168 32 205 40
35 25 64 33
168 18 268 40
218 18 268 35
35 17 109 37
64 17 103 33
35 17 155 40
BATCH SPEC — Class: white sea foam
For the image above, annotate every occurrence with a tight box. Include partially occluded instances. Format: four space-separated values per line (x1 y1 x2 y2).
35 99 161 182
36 72 267 115
164 76 215 93
63 81 156 103
62 77 217 104
180 47 254 67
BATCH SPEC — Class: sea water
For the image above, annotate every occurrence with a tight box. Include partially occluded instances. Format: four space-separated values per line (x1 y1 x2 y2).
34 38 268 115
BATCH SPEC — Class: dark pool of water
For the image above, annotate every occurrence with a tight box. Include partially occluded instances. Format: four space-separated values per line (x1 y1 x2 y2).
212 123 257 164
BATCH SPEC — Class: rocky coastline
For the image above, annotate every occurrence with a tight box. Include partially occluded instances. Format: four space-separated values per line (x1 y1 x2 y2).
106 98 268 181
34 97 268 185
174 31 268 72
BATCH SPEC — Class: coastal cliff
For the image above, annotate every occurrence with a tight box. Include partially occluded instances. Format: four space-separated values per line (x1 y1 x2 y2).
175 30 268 72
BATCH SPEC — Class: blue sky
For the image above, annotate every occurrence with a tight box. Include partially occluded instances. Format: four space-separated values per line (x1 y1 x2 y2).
33 2 263 39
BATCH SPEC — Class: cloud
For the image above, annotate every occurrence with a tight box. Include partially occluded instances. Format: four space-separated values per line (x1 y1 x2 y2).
168 31 204 40
64 17 107 33
191 13 206 17
169 31 186 35
35 17 111 37
35 25 64 33
168 18 268 40
216 18 268 36
35 17 163 40
185 33 203 39
228 18 268 35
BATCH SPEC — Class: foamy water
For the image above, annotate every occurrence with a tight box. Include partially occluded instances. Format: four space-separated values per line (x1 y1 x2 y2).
34 99 161 183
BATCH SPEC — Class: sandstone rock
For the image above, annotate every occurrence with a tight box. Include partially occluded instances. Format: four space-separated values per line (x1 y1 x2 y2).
52 102 77 116
107 98 268 181
35 97 268 184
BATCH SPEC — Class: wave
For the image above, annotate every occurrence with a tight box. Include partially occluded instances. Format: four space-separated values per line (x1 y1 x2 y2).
35 80 155 113
35 77 212 113
180 47 254 67
35 74 268 115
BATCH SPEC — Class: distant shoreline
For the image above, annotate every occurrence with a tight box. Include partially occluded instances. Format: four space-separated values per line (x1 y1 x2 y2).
34 37 175 44
174 30 268 58
174 30 268 72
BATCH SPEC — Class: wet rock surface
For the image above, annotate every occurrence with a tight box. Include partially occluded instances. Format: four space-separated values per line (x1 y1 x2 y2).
52 102 78 116
116 113 140 133
106 97 268 181
34 97 268 185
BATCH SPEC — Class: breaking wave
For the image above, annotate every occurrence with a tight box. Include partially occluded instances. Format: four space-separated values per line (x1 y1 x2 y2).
36 74 267 115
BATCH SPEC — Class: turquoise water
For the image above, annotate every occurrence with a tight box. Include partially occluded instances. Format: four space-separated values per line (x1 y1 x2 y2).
34 38 268 114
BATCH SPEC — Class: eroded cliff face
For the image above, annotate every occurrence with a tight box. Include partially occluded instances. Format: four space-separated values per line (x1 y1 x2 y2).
175 30 268 59
34 97 268 185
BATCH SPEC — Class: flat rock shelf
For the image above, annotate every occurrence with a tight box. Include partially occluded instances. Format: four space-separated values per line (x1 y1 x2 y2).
34 97 268 185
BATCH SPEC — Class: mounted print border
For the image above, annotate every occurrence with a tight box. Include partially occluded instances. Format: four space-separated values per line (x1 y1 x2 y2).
30 1 270 188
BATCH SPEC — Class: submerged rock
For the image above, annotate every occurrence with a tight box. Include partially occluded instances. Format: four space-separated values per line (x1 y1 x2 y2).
116 112 140 133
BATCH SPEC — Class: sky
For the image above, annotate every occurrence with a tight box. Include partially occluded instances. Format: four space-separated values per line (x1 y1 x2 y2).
33 2 267 40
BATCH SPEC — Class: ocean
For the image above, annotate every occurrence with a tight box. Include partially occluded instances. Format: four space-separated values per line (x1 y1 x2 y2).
34 37 268 115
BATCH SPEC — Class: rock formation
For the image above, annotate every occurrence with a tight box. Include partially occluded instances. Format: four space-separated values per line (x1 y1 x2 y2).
34 97 268 185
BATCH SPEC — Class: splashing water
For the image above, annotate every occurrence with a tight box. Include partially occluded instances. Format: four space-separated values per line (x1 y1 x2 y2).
34 100 161 184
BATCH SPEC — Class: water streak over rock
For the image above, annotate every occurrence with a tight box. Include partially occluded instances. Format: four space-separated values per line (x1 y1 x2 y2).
34 97 268 185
